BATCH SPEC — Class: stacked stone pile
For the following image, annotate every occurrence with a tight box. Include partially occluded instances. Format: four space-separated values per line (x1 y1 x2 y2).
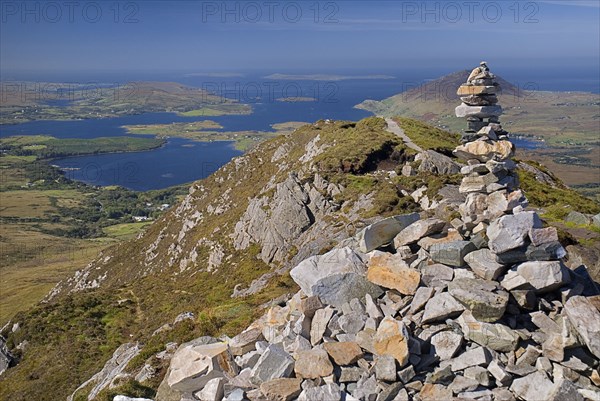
143 63 600 401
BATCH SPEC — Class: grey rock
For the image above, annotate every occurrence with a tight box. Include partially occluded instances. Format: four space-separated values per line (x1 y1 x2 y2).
565 211 590 226
375 355 397 382
339 366 366 382
548 378 584 401
509 371 554 401
415 150 461 175
564 296 600 359
458 311 519 352
300 296 323 318
294 348 334 379
450 375 479 393
394 218 446 247
113 397 154 401
421 263 454 287
310 307 335 346
312 272 384 308
290 247 366 297
464 248 507 280
354 375 379 401
459 175 487 194
409 287 435 314
501 261 570 293
464 366 491 387
487 360 512 385
592 213 600 228
488 211 542 254
365 294 383 319
495 241 567 264
376 382 404 401
430 331 463 360
422 293 465 324
450 346 492 371
229 328 264 356
224 389 245 401
298 383 342 401
194 377 224 401
0 337 13 376
448 278 509 322
338 312 366 335
166 340 235 393
529 227 559 247
430 241 477 267
455 104 503 118
356 213 420 253
249 345 295 386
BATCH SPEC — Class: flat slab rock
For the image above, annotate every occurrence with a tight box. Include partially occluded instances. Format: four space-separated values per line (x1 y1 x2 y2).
366 251 421 295
448 277 509 322
422 292 465 324
357 213 420 253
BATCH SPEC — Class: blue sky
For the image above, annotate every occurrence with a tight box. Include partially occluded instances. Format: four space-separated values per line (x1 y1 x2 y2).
1 0 599 74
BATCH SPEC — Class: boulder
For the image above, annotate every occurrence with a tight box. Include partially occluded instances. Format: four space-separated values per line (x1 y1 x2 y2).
259 378 302 401
456 85 498 96
373 317 410 366
366 251 421 295
167 341 236 392
374 355 397 382
249 345 295 386
323 342 363 365
229 328 264 356
422 293 465 323
297 383 341 401
310 306 335 346
294 348 333 379
455 103 503 119
510 371 554 401
290 247 366 297
488 211 542 254
565 211 590 226
421 263 454 287
529 227 559 247
430 240 476 267
448 278 509 322
464 249 507 280
415 150 461 175
356 213 420 253
453 140 514 162
312 272 384 308
393 218 446 247
430 331 463 360
458 312 519 352
194 377 224 401
501 261 570 293
450 346 492 371
564 296 600 359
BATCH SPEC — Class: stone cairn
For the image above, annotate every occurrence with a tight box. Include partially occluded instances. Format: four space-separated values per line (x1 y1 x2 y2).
149 65 600 401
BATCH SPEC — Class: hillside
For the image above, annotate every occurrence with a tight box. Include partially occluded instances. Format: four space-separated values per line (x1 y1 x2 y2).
0 81 251 124
356 71 600 194
1 117 599 400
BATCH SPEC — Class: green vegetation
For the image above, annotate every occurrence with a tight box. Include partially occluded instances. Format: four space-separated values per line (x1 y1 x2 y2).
123 121 307 152
0 135 165 159
519 164 600 220
393 117 460 153
176 104 251 117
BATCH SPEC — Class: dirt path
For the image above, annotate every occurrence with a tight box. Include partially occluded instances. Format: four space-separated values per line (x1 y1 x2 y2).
384 117 424 153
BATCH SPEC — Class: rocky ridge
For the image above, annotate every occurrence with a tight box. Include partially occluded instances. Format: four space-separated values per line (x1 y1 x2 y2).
124 64 600 401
